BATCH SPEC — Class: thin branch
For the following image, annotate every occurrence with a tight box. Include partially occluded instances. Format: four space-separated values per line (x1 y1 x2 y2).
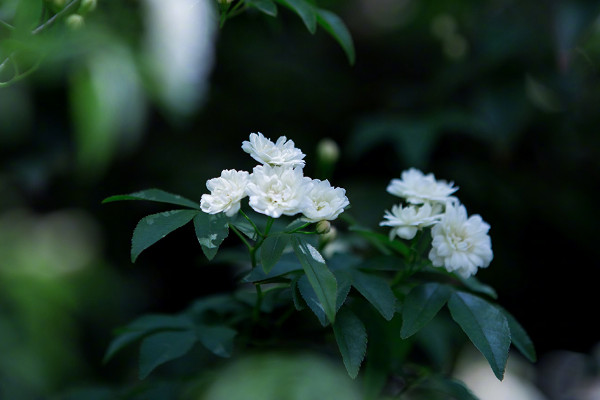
32 0 81 35
0 20 15 31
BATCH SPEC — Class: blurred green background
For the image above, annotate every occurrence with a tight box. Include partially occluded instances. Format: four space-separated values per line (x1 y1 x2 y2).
1 0 599 398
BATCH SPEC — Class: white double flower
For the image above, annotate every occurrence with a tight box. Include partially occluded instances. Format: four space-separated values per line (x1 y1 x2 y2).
200 133 349 223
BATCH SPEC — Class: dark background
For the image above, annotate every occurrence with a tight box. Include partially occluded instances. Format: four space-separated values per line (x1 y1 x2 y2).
1 0 599 397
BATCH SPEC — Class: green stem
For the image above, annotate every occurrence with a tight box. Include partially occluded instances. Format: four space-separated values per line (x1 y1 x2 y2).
32 0 81 35
240 209 263 238
229 224 252 251
285 222 312 234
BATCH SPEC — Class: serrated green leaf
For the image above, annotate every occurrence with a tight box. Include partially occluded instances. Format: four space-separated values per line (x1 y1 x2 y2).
333 309 367 379
401 283 453 338
244 252 302 282
298 270 350 326
448 291 510 380
131 210 199 262
500 307 537 362
350 269 396 321
196 325 237 358
103 189 199 209
193 212 230 260
316 8 355 65
246 0 278 16
103 314 193 363
260 234 290 273
275 0 317 33
138 330 197 379
292 236 337 323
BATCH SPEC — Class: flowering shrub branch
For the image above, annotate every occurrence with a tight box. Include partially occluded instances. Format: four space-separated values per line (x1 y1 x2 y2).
104 132 535 397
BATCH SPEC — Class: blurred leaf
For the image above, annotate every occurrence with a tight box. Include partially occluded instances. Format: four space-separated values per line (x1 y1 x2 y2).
315 8 355 65
245 0 278 17
193 212 230 260
131 210 199 262
349 269 396 321
260 233 290 273
244 252 302 282
448 291 510 380
104 314 194 363
275 0 317 34
525 75 561 112
401 283 453 339
292 236 337 324
333 308 367 379
196 325 237 358
138 330 197 379
499 307 537 362
103 188 199 209
407 375 478 400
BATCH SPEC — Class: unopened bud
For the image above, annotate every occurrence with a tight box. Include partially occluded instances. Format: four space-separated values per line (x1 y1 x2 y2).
78 0 97 15
65 14 85 30
315 220 331 235
317 138 340 165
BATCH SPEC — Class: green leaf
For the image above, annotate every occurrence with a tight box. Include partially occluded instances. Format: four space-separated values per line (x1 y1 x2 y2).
350 226 410 257
244 252 302 282
333 309 367 379
103 188 199 209
448 291 511 380
245 0 278 16
131 210 199 262
103 314 193 363
350 269 396 321
316 8 355 65
138 330 198 379
500 307 537 362
196 325 237 358
230 216 259 240
401 283 453 339
297 270 350 326
457 275 498 299
260 234 290 273
292 236 338 324
275 0 317 33
193 212 230 260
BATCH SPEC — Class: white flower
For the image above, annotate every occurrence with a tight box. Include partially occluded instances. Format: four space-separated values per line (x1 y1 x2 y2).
380 203 443 240
301 179 349 222
200 169 249 216
387 168 458 204
242 132 306 168
428 203 493 278
245 165 309 218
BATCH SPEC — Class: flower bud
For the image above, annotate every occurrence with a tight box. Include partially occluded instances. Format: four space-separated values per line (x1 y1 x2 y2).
78 0 97 15
315 220 331 235
316 138 340 165
65 14 85 30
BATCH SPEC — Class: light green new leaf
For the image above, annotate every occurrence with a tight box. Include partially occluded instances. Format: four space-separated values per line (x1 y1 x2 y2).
138 330 198 379
401 283 453 338
333 309 367 379
193 212 230 260
448 291 511 380
196 325 237 358
292 236 337 323
103 314 194 363
350 269 396 321
316 8 355 65
245 0 277 16
131 210 199 262
500 307 537 362
261 234 290 273
275 0 317 33
103 188 200 209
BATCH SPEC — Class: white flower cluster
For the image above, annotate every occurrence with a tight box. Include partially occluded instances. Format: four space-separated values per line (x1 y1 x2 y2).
201 133 349 222
380 168 493 278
